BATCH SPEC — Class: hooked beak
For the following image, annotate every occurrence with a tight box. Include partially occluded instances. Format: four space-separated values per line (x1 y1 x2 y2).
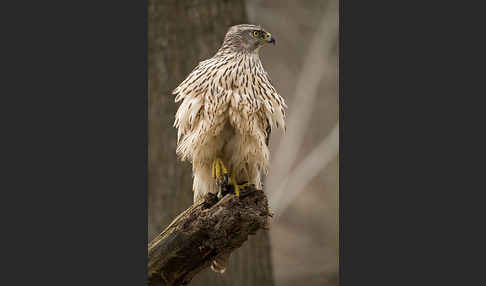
265 32 276 45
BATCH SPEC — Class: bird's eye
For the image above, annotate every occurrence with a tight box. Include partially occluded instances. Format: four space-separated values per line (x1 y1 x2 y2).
253 31 260 38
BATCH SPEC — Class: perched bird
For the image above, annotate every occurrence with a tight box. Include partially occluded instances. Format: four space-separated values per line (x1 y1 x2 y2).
172 24 287 273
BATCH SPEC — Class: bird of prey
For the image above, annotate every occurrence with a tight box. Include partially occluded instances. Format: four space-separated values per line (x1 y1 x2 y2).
172 24 287 273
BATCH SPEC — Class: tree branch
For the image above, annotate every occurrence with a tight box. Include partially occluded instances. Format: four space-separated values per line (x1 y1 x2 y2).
147 188 271 286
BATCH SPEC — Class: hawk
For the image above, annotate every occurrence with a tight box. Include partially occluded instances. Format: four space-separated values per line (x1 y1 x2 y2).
172 24 287 273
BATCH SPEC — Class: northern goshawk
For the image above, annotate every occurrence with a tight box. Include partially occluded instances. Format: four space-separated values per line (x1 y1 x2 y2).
172 24 287 273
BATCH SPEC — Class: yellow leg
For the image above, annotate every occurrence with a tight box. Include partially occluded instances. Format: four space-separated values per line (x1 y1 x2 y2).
212 158 252 198
230 171 250 197
212 157 229 182
212 157 230 199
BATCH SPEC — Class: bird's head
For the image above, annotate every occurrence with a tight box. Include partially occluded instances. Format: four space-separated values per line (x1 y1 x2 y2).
221 24 275 53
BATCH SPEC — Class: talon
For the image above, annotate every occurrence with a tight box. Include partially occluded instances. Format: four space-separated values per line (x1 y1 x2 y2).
212 157 229 183
240 182 250 190
212 158 230 200
213 161 254 199
230 172 252 197
216 181 231 200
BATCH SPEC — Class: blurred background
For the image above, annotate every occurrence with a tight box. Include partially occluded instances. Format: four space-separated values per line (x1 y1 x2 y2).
148 0 338 285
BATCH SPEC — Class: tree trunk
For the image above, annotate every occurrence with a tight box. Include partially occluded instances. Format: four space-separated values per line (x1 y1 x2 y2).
148 0 275 285
148 190 271 286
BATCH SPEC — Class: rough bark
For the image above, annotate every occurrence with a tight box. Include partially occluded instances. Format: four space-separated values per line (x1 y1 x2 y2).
149 0 275 285
148 189 271 286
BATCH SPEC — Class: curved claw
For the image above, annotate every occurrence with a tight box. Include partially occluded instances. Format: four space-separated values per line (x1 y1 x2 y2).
212 158 227 178
230 174 251 198
213 158 231 200
213 158 255 199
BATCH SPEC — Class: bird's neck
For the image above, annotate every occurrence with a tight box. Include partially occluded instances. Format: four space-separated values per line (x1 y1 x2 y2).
216 39 261 57
214 49 261 64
